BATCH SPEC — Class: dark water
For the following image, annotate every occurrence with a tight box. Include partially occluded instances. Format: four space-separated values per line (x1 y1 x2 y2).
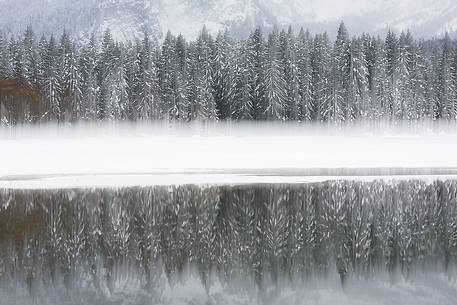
0 180 457 305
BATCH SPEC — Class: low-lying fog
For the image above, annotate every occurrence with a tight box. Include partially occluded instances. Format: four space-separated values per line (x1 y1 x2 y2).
1 121 457 188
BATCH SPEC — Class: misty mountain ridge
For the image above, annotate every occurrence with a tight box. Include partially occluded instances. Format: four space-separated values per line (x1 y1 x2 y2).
0 0 456 41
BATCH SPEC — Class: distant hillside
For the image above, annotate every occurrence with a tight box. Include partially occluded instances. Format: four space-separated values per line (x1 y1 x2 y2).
0 0 456 41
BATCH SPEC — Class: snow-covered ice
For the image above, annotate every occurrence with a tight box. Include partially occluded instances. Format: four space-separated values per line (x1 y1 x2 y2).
1 122 457 188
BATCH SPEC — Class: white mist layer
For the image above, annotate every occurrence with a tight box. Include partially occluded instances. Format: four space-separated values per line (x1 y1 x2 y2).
4 270 457 305
1 122 457 188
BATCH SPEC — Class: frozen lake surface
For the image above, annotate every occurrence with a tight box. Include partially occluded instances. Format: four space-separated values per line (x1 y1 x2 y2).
1 122 457 188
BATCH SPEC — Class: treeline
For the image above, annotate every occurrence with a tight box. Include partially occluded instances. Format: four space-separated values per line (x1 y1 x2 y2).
1 181 456 294
1 23 457 123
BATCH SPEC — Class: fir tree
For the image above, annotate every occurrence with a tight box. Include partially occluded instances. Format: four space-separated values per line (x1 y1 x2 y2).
11 37 24 82
159 31 177 120
232 43 254 120
310 33 331 121
437 33 455 119
212 31 233 119
348 38 368 120
0 33 12 79
79 34 98 120
134 33 160 120
385 30 399 118
280 27 300 120
187 28 218 120
247 28 267 120
172 34 190 120
263 26 287 121
97 29 116 119
296 28 313 121
43 35 62 120
23 25 39 86
62 46 83 121
330 22 351 122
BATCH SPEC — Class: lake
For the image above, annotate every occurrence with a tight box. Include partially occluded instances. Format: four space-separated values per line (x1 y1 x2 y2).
0 179 456 305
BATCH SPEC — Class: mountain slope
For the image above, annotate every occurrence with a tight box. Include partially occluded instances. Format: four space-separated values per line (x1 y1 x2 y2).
0 0 456 41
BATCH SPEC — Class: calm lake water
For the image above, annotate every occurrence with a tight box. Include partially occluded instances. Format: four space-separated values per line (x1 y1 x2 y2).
0 180 456 305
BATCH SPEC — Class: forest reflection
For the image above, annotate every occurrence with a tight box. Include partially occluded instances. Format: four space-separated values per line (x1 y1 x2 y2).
0 180 456 303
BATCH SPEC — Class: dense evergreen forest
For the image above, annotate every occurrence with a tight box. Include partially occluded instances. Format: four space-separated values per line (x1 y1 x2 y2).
1 22 457 124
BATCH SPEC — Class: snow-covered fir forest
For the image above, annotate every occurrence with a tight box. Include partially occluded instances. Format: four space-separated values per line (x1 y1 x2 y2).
1 22 457 124
1 181 456 303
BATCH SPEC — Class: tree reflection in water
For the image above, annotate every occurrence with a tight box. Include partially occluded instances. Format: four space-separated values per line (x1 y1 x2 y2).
0 180 456 304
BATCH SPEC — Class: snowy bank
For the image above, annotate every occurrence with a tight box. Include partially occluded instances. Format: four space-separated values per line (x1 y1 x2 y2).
1 122 457 188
